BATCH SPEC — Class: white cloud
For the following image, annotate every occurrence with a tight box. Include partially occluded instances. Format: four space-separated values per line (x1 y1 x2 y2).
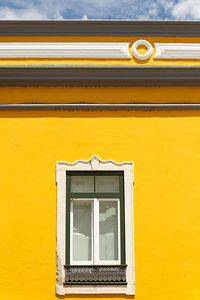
172 0 200 19
0 0 198 20
82 14 88 20
0 7 48 19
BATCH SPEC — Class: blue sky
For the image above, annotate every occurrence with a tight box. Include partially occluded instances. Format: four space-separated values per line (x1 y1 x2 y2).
0 0 199 20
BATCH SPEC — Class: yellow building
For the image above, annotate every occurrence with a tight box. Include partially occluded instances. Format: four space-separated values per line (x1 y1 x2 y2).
0 20 200 300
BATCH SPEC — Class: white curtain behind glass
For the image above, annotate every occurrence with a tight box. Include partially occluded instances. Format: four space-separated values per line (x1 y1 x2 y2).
99 201 118 261
73 202 92 261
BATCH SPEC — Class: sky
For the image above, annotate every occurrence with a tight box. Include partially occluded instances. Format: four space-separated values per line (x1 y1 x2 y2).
0 0 199 20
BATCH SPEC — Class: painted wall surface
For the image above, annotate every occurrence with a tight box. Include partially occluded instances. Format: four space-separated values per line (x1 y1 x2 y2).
0 87 200 300
0 31 200 300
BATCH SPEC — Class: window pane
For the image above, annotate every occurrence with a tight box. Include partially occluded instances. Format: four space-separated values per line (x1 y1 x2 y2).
71 176 94 193
73 202 92 261
99 201 118 261
95 176 119 192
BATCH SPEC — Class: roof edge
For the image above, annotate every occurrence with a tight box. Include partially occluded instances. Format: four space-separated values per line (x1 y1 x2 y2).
0 20 199 36
0 65 200 86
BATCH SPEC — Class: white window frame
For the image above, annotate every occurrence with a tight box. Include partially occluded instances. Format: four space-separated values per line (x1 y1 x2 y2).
56 155 134 295
70 198 120 266
70 199 94 266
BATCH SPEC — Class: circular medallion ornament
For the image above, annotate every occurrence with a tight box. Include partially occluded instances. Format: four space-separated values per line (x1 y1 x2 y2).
131 40 153 60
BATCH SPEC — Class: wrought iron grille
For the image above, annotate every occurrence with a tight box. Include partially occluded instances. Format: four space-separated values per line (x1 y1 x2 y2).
64 265 127 284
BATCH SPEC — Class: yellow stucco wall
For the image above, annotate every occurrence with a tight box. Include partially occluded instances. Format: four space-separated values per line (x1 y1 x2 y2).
0 88 200 300
1 32 200 300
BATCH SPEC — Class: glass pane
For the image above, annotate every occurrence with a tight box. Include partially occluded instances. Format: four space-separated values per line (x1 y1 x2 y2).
99 201 118 261
95 176 119 192
73 202 92 261
71 176 94 193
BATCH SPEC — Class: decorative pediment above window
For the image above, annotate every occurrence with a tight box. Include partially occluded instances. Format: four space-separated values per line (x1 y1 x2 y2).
56 155 134 177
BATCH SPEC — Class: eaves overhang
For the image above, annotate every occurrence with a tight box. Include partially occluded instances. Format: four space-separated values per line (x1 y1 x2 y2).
0 65 200 87
0 20 199 36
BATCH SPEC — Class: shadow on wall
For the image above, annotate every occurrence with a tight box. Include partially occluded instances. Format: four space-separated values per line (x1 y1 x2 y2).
56 293 135 299
0 109 200 119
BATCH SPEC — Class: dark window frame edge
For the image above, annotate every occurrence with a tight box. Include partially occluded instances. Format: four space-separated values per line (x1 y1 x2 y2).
65 171 126 266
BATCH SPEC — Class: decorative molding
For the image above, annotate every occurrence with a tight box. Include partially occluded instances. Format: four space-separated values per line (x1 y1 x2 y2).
1 65 200 86
57 155 134 173
0 20 200 36
56 155 134 295
56 247 64 285
131 40 153 60
155 43 200 59
56 247 65 295
0 42 131 59
90 155 100 170
2 103 200 111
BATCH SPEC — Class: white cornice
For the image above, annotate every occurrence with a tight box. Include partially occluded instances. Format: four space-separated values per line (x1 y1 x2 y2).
154 43 200 59
0 42 131 59
2 41 200 60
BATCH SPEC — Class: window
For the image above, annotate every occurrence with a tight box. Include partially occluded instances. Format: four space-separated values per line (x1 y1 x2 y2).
64 172 126 285
67 172 124 267
56 156 134 295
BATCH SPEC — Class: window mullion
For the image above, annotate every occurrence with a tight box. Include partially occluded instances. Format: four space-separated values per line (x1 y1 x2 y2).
93 198 99 265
